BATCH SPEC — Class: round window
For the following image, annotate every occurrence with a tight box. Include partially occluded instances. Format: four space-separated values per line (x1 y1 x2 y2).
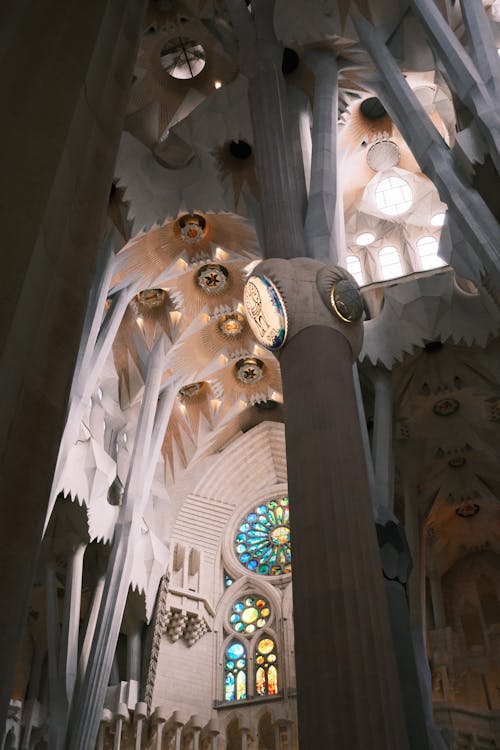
234 496 291 576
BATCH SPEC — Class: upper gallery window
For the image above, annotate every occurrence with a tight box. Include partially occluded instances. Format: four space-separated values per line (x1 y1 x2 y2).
375 175 413 216
379 246 403 280
160 38 206 79
416 236 445 271
234 496 291 576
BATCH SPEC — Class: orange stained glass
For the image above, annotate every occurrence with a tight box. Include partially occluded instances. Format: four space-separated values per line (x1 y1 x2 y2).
256 666 266 696
257 638 274 655
268 665 278 694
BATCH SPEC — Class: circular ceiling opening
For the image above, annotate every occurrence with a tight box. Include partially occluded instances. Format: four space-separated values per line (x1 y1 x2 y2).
355 231 376 246
431 212 446 227
367 140 400 172
160 38 206 79
360 97 387 120
229 140 252 159
375 175 413 216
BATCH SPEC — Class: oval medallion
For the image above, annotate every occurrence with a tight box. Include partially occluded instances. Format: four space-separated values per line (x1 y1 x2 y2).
243 275 287 350
330 279 364 323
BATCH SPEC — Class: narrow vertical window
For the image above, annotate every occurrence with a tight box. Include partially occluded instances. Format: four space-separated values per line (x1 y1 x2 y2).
225 641 247 701
255 636 278 696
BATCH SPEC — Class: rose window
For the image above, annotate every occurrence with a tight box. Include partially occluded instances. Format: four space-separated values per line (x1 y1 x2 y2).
234 496 291 576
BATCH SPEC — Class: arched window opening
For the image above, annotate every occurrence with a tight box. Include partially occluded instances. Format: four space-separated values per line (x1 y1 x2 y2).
417 236 445 271
258 712 277 750
375 175 413 216
225 640 247 701
255 636 278 696
379 246 403 280
346 255 364 285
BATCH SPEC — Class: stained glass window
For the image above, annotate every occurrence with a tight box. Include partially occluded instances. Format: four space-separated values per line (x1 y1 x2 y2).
224 641 247 701
235 496 291 576
255 636 278 696
224 571 234 588
229 596 271 634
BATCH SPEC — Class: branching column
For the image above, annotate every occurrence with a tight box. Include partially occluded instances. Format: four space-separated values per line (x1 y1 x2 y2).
68 338 179 750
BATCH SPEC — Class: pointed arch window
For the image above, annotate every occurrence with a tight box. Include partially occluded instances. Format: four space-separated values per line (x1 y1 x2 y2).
255 636 278 696
224 640 247 701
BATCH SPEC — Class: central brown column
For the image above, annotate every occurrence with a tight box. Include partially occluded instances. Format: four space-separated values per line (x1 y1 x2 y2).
280 325 409 749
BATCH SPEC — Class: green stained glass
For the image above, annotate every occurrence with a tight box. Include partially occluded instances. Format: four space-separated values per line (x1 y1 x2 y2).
234 496 291 576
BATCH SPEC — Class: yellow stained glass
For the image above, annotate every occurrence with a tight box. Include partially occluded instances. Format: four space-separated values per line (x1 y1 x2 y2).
241 607 258 624
257 638 274 655
268 653 276 663
260 607 270 617
236 670 246 700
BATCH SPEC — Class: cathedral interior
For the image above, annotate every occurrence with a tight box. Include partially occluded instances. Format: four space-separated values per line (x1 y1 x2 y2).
1 0 500 749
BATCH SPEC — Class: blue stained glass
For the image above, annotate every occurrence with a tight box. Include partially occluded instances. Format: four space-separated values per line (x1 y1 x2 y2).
227 642 245 659
230 613 239 623
224 572 233 588
233 602 244 612
226 660 234 669
233 496 292 576
225 673 235 701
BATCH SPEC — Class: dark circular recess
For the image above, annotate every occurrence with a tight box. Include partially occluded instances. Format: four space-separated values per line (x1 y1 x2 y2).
456 503 479 518
229 140 252 159
254 400 278 410
360 97 387 120
425 341 443 353
433 398 460 417
282 48 299 75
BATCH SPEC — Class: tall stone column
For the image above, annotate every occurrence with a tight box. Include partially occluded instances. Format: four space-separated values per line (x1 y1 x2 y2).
246 258 409 750
371 367 394 510
0 0 146 729
429 572 446 630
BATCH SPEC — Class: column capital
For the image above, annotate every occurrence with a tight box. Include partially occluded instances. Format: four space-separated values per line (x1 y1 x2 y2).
244 257 364 360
